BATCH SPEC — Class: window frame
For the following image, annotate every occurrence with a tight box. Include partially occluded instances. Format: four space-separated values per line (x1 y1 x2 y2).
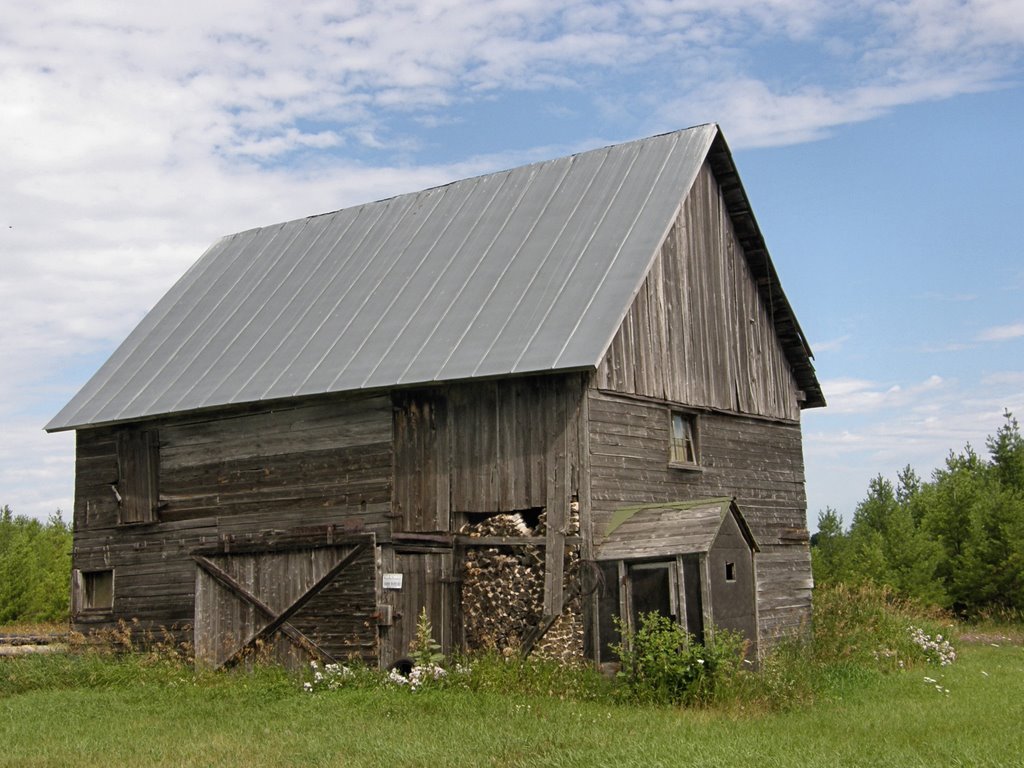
668 410 700 469
74 569 115 614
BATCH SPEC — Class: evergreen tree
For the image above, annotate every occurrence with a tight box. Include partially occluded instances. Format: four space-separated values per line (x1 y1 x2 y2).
0 506 72 623
813 414 1024 616
810 507 849 584
987 410 1024 492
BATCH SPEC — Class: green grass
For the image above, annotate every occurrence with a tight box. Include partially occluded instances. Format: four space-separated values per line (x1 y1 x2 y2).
2 642 1022 767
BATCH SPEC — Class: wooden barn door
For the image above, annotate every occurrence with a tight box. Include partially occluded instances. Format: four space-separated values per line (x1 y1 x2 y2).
193 535 377 669
378 548 455 667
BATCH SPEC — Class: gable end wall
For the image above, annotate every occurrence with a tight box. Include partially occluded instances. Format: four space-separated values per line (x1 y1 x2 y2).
596 161 801 421
588 160 812 647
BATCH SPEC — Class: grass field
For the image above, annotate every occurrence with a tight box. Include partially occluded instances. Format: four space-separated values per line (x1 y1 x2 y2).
2 639 1022 768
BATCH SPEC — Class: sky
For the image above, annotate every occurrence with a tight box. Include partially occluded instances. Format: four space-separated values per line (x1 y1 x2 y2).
2 0 1023 531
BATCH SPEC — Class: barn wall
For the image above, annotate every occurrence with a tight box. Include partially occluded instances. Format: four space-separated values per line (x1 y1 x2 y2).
391 373 585 646
159 395 392 534
586 389 811 645
70 393 392 637
392 374 584 527
595 161 801 422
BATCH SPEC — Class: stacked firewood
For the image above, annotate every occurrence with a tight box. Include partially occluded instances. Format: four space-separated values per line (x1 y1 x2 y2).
533 545 584 664
459 510 584 662
460 514 544 652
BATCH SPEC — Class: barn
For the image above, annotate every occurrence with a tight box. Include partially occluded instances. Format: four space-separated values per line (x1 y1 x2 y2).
47 123 824 668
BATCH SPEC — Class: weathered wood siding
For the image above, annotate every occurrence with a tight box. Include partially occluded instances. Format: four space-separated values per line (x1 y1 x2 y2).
392 374 584 625
378 548 456 666
596 161 801 422
707 511 758 656
392 375 583 526
587 391 811 643
194 539 377 668
159 396 392 534
70 394 392 637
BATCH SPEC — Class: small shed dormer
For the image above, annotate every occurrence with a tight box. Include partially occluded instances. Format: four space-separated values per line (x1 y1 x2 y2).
595 498 759 662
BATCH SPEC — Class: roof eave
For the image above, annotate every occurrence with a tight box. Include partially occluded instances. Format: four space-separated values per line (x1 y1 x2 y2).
705 132 826 410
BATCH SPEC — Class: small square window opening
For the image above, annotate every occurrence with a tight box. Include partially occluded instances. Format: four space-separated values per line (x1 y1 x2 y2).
670 412 697 465
80 570 114 611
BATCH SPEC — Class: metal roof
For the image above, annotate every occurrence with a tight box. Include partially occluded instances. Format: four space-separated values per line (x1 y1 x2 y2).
47 123 821 432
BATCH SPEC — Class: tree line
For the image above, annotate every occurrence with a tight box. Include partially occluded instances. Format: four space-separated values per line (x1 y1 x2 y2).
0 505 72 624
812 411 1024 617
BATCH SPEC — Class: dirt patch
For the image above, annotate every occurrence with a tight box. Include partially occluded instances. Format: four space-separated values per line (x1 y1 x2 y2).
957 631 1024 646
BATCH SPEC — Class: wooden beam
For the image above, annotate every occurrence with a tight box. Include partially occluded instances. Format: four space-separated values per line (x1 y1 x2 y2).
245 543 369 644
520 570 586 658
455 534 582 548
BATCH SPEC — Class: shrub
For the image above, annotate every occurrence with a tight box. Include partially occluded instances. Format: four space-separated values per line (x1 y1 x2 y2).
613 612 746 706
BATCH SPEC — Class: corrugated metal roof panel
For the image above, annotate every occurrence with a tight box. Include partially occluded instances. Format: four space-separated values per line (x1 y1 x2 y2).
47 123 818 432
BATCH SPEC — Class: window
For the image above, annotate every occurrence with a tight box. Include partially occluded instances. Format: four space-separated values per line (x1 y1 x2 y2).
725 562 736 582
669 412 698 466
115 429 159 524
76 570 114 612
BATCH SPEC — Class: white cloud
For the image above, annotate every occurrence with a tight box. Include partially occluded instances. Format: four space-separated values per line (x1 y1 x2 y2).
820 374 945 414
811 334 851 353
977 323 1024 341
0 420 75 521
803 368 1024 518
2 0 1024 520
982 371 1024 387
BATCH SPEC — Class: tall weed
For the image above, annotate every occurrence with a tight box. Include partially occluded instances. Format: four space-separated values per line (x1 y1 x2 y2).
457 652 611 701
811 582 956 671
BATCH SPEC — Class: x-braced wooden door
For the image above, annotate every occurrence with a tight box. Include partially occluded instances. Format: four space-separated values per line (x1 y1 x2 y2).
193 534 377 669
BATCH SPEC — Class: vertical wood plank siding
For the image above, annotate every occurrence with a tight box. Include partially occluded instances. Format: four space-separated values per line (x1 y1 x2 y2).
115 430 159 523
596 162 801 422
195 543 378 668
378 548 454 667
392 392 450 532
71 394 392 638
391 375 582 630
392 375 582 527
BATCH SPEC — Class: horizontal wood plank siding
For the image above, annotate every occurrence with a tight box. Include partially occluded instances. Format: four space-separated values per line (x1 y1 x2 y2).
71 394 392 638
596 161 800 421
587 389 811 643
160 396 392 534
